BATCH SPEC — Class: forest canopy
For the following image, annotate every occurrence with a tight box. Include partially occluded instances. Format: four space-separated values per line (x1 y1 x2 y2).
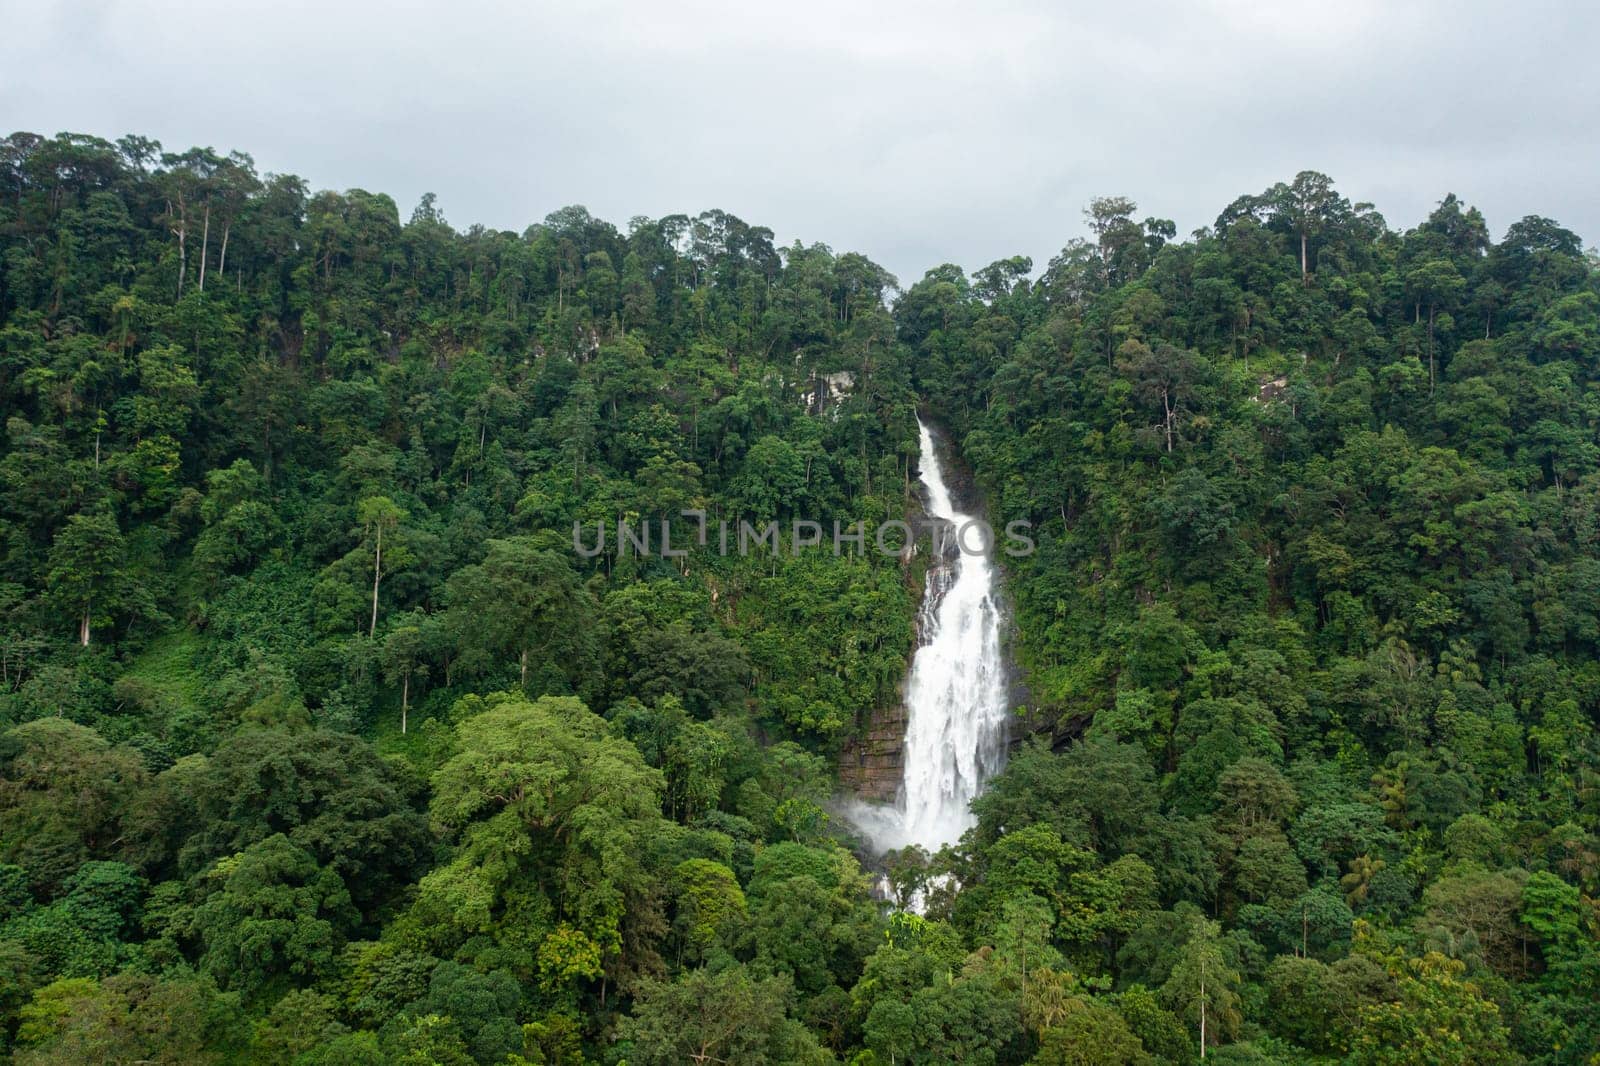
1 131 1599 1064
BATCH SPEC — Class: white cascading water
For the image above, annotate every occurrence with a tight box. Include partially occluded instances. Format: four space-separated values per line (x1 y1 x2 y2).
879 416 1009 852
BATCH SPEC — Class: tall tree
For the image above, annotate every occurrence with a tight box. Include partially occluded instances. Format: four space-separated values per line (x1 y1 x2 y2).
45 511 133 646
356 495 405 639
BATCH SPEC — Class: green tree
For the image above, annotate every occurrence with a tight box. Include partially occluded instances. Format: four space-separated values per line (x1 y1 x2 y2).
397 961 522 1065
381 618 428 733
248 989 348 1065
1162 913 1241 1058
45 511 139 646
187 834 357 993
443 538 595 690
0 720 148 892
672 858 745 963
193 459 278 581
416 694 663 991
617 966 826 1066
12 972 243 1065
356 495 406 639
180 728 432 914
1032 1000 1151 1065
1348 952 1511 1065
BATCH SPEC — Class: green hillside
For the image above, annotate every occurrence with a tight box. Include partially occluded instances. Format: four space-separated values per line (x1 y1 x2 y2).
1 133 1597 1063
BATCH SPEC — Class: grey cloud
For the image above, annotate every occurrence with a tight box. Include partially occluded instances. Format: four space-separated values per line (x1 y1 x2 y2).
2 0 1595 283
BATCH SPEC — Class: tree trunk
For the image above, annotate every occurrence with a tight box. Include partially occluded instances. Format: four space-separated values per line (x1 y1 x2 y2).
1019 937 1029 1026
1199 974 1207 1058
1427 305 1437 392
1163 387 1175 453
79 601 91 647
369 526 382 638
198 202 210 292
1300 232 1308 282
401 673 409 734
174 213 187 297
218 221 231 281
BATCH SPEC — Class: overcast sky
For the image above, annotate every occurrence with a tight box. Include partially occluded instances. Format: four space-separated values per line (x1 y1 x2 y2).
3 0 1596 284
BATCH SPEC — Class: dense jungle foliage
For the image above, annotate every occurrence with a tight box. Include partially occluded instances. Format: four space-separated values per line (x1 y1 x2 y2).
1 131 1598 1064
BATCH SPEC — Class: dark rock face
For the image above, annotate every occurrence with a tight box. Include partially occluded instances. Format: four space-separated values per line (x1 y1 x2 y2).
837 701 908 804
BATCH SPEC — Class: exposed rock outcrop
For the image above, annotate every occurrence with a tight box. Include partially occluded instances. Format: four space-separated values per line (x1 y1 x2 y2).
836 701 908 803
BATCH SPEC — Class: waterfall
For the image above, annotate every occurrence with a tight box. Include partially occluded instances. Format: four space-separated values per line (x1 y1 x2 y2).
871 416 1009 853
